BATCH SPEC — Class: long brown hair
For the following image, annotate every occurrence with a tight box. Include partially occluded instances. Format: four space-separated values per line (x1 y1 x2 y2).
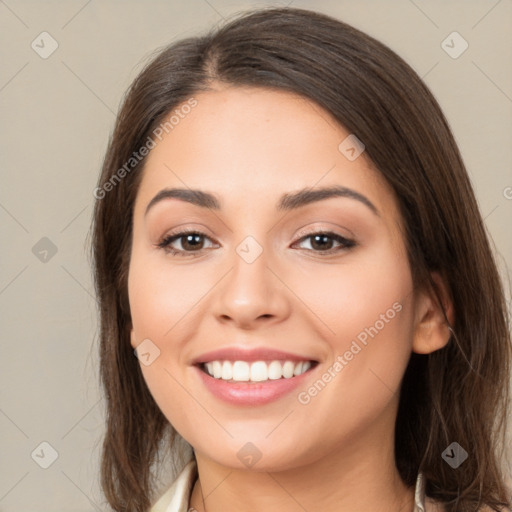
90 7 511 511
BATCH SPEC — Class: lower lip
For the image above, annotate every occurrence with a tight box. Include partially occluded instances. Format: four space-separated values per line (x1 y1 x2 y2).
194 364 318 406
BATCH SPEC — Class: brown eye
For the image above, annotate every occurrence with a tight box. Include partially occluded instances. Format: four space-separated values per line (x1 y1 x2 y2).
157 230 216 256
294 232 356 255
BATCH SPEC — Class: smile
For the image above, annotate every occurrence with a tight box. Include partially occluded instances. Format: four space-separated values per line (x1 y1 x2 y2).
194 359 319 406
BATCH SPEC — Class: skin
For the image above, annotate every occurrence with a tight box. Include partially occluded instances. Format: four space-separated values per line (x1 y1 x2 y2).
128 84 454 512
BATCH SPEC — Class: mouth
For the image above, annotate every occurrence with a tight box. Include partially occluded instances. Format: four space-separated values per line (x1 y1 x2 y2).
196 359 319 384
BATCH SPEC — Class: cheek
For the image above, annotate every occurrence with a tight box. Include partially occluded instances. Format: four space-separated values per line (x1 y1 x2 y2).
127 246 224 386
128 249 210 351
295 242 415 426
127 251 203 434
296 235 413 338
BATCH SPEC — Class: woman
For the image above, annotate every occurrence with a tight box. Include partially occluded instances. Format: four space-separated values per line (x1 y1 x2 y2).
91 7 511 512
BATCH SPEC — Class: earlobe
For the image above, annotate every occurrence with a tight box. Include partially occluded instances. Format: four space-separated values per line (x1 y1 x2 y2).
412 271 455 355
130 326 137 349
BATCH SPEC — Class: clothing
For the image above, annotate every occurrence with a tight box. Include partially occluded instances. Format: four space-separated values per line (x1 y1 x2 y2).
150 459 444 512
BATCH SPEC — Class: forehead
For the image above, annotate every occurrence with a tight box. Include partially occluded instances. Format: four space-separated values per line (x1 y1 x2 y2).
134 86 400 223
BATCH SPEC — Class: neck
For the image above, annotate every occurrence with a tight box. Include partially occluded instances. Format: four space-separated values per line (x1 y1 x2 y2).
188 416 415 512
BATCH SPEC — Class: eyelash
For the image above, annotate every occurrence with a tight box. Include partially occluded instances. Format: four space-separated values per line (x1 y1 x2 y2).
157 228 356 257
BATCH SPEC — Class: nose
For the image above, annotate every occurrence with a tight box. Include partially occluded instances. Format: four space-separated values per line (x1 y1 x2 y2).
212 244 290 330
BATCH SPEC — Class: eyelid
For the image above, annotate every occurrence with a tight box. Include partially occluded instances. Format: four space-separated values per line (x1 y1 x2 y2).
156 224 215 243
156 227 217 249
294 223 354 239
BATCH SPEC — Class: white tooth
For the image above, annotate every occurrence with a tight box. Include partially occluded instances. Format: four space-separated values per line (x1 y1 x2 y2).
250 361 268 381
212 361 222 378
221 361 232 380
268 360 283 380
204 360 312 381
282 361 295 378
293 361 303 376
232 361 250 381
301 361 312 373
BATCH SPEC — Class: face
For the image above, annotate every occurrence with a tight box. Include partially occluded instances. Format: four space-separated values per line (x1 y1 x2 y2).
128 85 421 471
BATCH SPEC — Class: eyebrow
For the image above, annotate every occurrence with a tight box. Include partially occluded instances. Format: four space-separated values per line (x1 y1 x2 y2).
144 185 380 217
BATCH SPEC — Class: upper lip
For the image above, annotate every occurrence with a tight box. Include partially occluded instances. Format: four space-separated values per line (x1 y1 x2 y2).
191 347 319 365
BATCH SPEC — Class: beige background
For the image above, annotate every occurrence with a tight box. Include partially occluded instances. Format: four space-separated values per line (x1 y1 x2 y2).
1 0 511 510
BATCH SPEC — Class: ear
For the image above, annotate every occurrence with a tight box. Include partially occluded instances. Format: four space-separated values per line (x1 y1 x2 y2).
412 271 455 355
